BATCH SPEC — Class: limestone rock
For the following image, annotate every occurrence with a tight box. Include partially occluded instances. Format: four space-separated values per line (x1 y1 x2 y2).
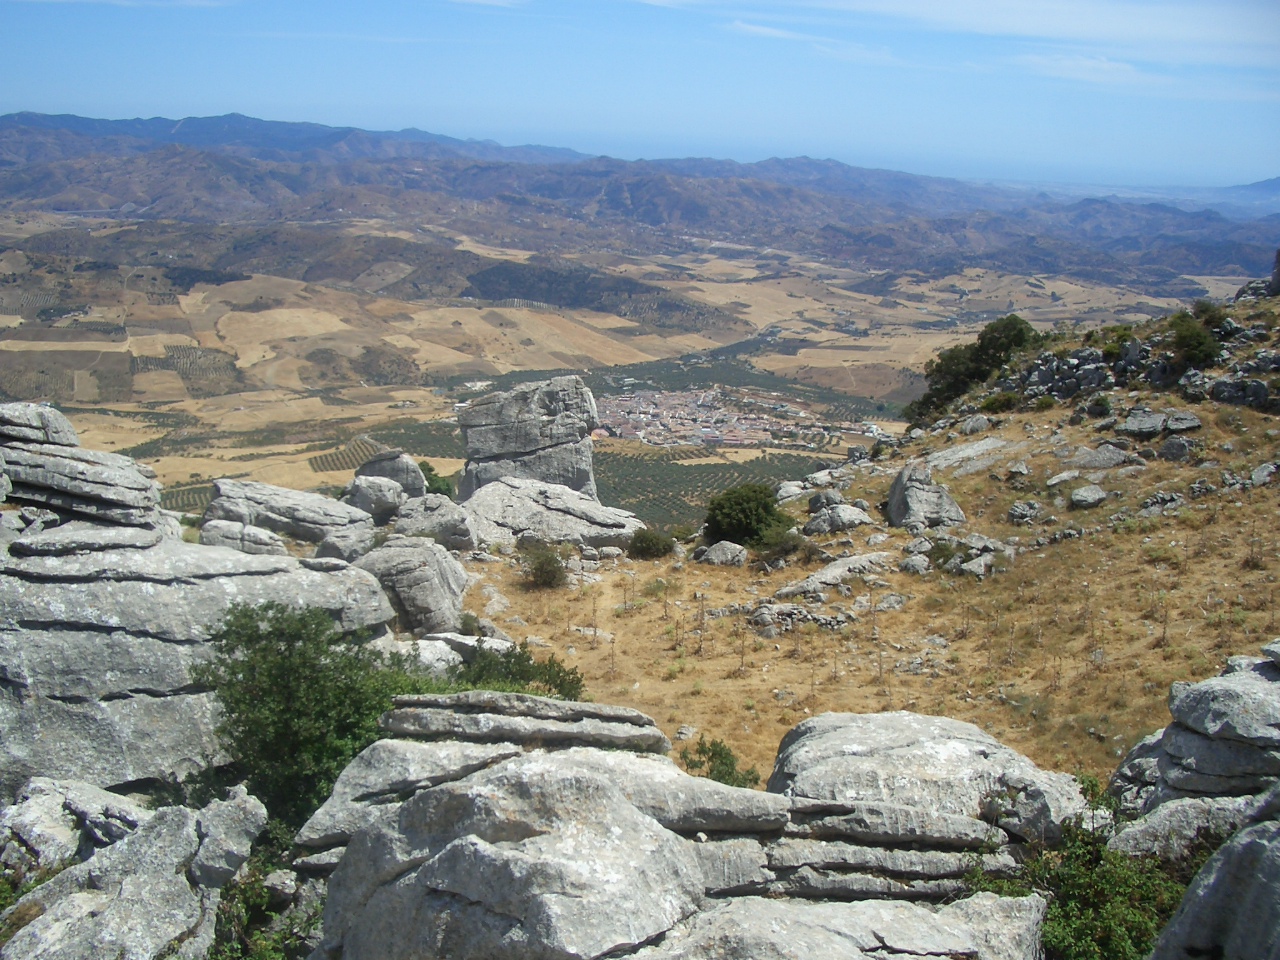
775 553 893 599
803 504 874 536
1169 671 1280 747
457 376 599 500
463 476 644 549
297 739 523 849
959 414 991 435
1117 408 1168 439
768 712 1090 843
1108 795 1261 861
808 490 844 512
356 449 426 499
199 518 288 556
395 495 478 551
0 402 79 446
354 537 468 634
885 461 965 532
696 540 748 566
1147 785 1280 960
204 478 373 543
315 523 376 562
8 519 163 555
0 777 152 873
899 554 931 575
1070 484 1107 509
343 475 406 525
2 440 162 527
315 754 705 960
190 785 268 888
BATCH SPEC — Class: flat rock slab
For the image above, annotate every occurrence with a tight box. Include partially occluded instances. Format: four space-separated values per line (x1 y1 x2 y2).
391 691 662 728
3 442 162 526
297 739 522 848
0 402 79 446
775 553 893 599
924 437 1007 472
10 520 164 555
382 707 673 754
768 711 1089 844
463 476 643 548
767 838 1016 879
204 478 373 543
786 801 1005 850
1169 672 1280 747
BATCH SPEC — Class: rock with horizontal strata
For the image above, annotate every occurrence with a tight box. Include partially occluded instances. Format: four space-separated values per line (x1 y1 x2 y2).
355 449 426 499
463 476 644 549
0 402 80 446
1 437 163 527
199 518 288 556
353 536 468 634
203 478 373 543
457 376 599 501
394 494 478 551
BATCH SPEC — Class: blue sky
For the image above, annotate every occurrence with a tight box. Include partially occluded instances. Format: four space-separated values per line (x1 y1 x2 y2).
1 0 1277 186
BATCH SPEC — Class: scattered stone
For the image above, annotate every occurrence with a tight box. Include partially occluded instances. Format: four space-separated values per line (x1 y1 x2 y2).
899 554 931 575
1046 469 1079 487
1008 500 1041 525
775 553 893 599
696 540 748 567
1117 408 1168 439
1166 411 1203 433
1158 436 1193 462
1070 485 1108 509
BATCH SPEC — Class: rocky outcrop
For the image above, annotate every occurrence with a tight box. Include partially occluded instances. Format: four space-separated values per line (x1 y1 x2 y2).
355 449 426 500
1110 644 1280 819
803 504 875 536
457 376 599 500
353 537 468 634
694 540 748 566
306 697 1055 960
775 553 894 599
342 475 406 525
0 403 163 528
199 518 288 556
395 495 478 551
463 476 644 549
1146 783 1280 960
0 777 152 874
0 513 394 799
0 787 266 960
204 478 374 543
885 461 965 533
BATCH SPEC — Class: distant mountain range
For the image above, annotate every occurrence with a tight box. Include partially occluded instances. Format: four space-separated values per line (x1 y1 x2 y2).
1 111 1277 298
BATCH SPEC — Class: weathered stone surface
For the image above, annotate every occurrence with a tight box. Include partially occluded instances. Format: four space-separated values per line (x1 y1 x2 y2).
775 553 893 599
1117 408 1168 439
803 504 874 536
204 478 374 543
463 476 644 549
0 777 152 872
0 792 265 960
1108 795 1260 861
354 536 468 634
9 519 163 555
315 523 376 561
769 712 1090 843
787 801 1005 851
315 754 705 960
1147 785 1280 960
924 437 1009 472
383 707 672 754
199 518 288 556
395 494 478 550
697 539 748 566
368 635 464 677
1067 444 1130 469
899 554 931 574
458 376 599 500
2 441 162 527
692 838 773 894
356 450 426 499
1159 436 1193 461
297 739 523 848
1070 484 1107 509
1169 672 1280 747
343 475 406 525
0 403 79 446
808 489 844 512
0 537 393 798
766 838 1015 880
959 414 991 435
1160 724 1280 777
937 893 1049 960
885 461 965 532
1165 411 1203 433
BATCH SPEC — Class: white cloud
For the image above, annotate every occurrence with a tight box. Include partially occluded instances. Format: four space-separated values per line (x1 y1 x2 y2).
1015 53 1157 85
730 18 898 64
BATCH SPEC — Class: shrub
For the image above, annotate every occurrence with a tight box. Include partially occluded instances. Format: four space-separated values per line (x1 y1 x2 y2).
756 524 820 564
193 603 445 827
904 314 1041 421
521 541 567 589
418 461 455 499
454 642 585 701
629 527 675 559
981 392 1020 413
704 483 785 546
1034 395 1057 411
1191 299 1229 332
1169 312 1219 369
459 611 483 637
679 735 760 788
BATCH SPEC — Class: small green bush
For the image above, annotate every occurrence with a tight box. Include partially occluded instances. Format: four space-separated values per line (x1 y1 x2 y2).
629 527 675 559
1034 395 1057 411
704 484 785 546
418 461 455 499
981 392 1020 413
1169 312 1219 369
458 612 483 637
1191 299 1229 332
521 542 567 589
452 642 585 701
679 735 760 788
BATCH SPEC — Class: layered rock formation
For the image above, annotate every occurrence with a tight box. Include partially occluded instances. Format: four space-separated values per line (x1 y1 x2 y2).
352 537 469 634
885 461 966 532
457 376 599 501
464 476 644 548
304 696 1071 960
204 478 374 543
354 449 426 500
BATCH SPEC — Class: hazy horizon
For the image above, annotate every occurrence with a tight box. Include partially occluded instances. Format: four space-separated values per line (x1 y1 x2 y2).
2 0 1277 188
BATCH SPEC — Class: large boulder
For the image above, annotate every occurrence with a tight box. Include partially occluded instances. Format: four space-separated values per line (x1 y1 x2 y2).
203 478 373 543
342 475 406 525
0 777 153 873
355 449 427 499
463 476 644 549
354 536 469 634
198 518 288 556
885 461 965 532
457 376 599 501
395 495 478 551
1147 784 1280 960
769 712 1092 844
0 522 393 799
0 403 163 528
0 789 266 960
803 504 874 536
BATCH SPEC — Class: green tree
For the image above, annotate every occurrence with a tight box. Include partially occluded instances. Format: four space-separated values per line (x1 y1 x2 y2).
679 735 760 788
904 314 1040 422
521 541 567 589
1169 311 1220 369
704 483 785 546
419 461 455 499
629 527 675 559
193 603 433 827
